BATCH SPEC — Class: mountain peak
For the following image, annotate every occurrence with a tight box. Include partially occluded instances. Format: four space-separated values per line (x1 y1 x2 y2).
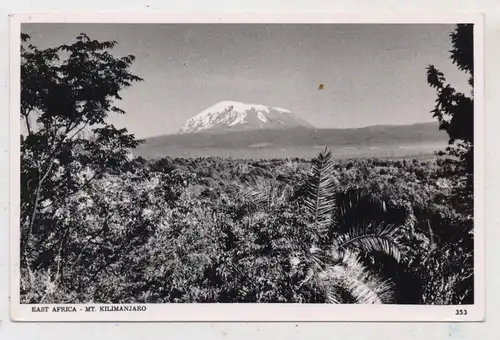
178 100 313 134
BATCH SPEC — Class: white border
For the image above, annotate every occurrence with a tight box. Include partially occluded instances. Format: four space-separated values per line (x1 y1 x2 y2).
9 12 485 322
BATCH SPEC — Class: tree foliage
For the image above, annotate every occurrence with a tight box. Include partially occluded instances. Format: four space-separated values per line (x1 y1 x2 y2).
425 23 475 304
426 24 474 211
20 33 143 290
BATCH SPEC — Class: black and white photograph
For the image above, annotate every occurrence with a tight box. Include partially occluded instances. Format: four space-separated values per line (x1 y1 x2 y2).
9 13 485 321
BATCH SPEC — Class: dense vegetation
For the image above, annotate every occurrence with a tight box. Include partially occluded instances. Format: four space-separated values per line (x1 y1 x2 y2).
20 25 474 305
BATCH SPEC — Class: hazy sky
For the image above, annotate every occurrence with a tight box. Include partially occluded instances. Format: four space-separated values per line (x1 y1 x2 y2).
22 23 469 138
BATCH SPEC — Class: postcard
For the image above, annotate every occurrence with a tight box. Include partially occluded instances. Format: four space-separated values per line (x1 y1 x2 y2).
9 12 485 321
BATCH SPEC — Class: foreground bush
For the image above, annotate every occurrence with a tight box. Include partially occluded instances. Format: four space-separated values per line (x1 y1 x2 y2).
21 149 473 304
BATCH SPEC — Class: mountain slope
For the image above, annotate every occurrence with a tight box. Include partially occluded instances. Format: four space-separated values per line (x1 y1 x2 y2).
179 100 314 133
134 122 449 160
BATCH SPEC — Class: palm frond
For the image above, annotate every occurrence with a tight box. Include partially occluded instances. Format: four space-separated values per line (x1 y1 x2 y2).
294 244 328 288
237 178 291 212
304 148 337 233
318 249 395 304
242 185 270 207
334 188 406 234
334 222 405 263
324 288 342 303
337 188 386 216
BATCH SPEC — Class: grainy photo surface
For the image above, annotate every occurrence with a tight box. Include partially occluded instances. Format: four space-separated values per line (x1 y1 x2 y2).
10 14 484 321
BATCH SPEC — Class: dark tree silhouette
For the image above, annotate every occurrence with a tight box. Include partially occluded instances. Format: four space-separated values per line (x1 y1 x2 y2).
425 23 475 304
426 24 474 212
20 33 143 288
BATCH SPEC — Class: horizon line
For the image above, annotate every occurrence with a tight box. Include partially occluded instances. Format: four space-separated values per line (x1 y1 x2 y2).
140 119 440 139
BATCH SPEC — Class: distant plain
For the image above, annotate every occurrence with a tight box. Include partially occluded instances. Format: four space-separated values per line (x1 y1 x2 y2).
133 122 448 160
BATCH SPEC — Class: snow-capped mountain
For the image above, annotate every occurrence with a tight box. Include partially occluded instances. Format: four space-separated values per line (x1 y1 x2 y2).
178 100 314 134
